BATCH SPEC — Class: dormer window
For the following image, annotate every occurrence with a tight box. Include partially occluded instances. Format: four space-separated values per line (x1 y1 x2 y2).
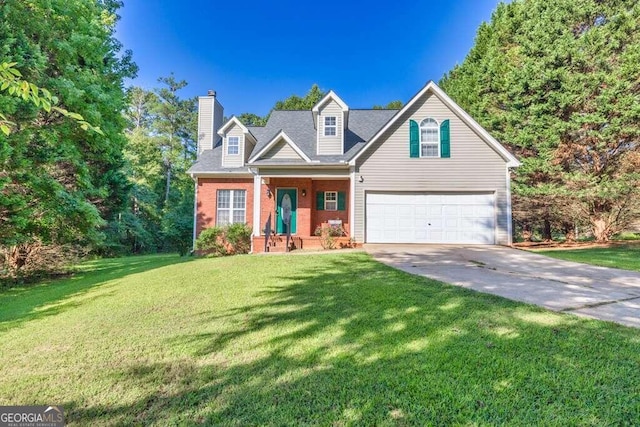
420 118 439 157
227 136 239 155
324 116 337 136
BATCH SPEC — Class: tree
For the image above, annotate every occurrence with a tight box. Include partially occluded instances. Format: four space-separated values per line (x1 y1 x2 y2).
274 84 326 110
102 79 197 257
237 113 267 127
440 0 640 242
373 100 403 109
0 0 136 273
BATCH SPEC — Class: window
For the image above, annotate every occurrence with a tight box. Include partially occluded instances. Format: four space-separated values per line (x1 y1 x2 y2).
420 118 439 157
227 136 239 155
216 190 246 225
324 116 337 136
325 191 337 211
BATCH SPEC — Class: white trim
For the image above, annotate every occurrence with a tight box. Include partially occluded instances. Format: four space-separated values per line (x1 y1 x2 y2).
312 90 349 113
506 166 513 246
258 174 349 179
216 189 247 226
218 116 249 136
312 90 350 133
419 117 440 158
324 116 337 136
189 172 254 178
227 136 240 155
253 173 262 237
349 168 356 240
324 191 338 211
349 81 520 168
192 177 198 251
248 130 311 163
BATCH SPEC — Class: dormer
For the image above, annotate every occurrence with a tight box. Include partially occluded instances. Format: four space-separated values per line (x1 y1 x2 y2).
217 117 257 168
312 91 349 155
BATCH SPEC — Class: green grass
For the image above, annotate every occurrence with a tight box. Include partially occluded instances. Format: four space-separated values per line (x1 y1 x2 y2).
1 253 639 425
536 244 640 272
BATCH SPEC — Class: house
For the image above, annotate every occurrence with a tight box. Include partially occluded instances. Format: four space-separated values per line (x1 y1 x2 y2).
187 82 520 252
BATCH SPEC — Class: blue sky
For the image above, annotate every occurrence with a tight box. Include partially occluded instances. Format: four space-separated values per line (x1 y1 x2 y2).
116 0 502 116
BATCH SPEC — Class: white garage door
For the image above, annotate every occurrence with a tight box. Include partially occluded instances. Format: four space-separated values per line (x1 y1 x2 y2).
366 193 496 244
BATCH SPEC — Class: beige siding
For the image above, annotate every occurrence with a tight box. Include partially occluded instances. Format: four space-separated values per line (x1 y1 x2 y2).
318 100 343 155
244 137 256 163
259 168 349 177
197 97 213 153
213 99 224 138
262 139 303 160
354 93 511 244
222 124 244 168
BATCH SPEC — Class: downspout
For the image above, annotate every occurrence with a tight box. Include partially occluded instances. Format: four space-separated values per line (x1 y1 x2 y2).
506 166 513 246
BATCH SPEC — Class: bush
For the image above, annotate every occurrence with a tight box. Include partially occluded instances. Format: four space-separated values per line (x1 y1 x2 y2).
314 225 345 250
195 226 227 256
225 223 252 254
195 223 252 256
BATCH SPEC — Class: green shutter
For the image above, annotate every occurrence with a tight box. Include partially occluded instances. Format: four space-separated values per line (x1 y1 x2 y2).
409 120 419 158
440 119 450 158
337 192 346 211
316 191 324 210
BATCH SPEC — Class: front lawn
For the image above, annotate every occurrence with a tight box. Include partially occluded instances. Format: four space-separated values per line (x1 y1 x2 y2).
536 243 640 272
0 253 638 425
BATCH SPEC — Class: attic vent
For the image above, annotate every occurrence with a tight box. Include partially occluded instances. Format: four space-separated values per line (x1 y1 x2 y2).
207 90 216 97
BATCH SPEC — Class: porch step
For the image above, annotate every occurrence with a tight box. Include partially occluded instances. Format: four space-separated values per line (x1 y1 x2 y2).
253 236 355 253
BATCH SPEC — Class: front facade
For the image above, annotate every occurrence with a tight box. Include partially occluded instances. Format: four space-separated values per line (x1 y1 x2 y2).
188 82 520 251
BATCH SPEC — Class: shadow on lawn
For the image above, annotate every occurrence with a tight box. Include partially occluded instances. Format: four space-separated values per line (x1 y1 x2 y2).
65 255 640 425
0 254 192 332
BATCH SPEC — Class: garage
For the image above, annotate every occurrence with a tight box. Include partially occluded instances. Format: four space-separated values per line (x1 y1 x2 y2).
365 192 496 244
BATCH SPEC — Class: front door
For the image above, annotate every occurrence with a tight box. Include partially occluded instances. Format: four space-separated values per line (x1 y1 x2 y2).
276 188 297 234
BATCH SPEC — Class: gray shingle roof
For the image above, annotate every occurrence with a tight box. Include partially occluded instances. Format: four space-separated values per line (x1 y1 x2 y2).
188 108 398 174
187 144 251 174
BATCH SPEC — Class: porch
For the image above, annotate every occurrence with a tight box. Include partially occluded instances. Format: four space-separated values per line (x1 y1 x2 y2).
253 177 352 253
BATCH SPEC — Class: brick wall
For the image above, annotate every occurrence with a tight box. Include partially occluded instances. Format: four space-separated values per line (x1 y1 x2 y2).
196 178 254 236
312 180 350 235
257 178 350 237
260 178 313 236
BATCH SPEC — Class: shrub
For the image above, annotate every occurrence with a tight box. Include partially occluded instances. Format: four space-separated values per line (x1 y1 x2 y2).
195 226 227 256
314 225 345 250
225 223 252 254
195 223 253 256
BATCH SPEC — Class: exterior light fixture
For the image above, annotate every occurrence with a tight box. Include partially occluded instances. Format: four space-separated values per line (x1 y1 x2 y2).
302 189 307 197
266 188 272 198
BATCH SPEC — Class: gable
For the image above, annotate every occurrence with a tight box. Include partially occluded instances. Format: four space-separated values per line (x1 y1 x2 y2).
350 82 519 167
221 122 245 168
317 99 344 155
357 92 505 169
261 138 306 161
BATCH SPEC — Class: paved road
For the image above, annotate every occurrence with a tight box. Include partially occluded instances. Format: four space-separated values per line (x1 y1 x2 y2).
365 244 640 328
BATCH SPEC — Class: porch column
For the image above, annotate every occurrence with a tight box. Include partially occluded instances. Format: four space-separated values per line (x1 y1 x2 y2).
253 173 262 237
349 167 356 238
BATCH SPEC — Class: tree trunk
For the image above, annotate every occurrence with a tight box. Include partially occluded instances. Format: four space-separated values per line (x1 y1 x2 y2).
591 218 611 243
7 243 35 276
164 160 171 205
562 222 575 243
542 219 552 242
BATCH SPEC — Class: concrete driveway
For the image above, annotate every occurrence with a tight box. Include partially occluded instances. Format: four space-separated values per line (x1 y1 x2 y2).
365 244 640 328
